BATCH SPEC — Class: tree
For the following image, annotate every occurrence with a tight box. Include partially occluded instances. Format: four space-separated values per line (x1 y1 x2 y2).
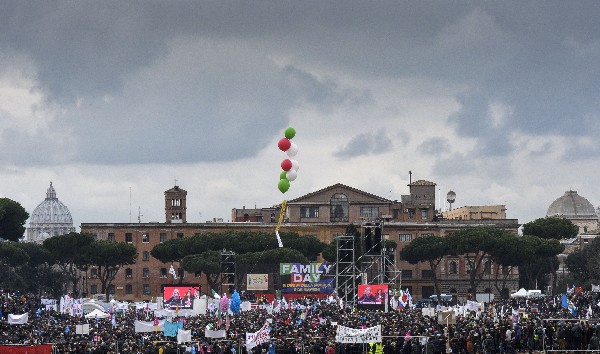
0 198 29 241
517 236 564 290
13 242 56 299
43 232 96 295
86 240 137 300
488 232 528 298
400 235 450 302
181 251 222 292
522 217 576 292
566 237 600 286
523 217 578 240
446 228 509 298
0 241 30 289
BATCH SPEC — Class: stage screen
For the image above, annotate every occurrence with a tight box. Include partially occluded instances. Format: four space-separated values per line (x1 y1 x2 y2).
357 284 388 309
162 285 200 309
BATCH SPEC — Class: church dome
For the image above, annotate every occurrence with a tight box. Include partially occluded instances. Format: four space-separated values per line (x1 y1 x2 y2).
547 190 596 217
27 182 75 243
30 182 73 224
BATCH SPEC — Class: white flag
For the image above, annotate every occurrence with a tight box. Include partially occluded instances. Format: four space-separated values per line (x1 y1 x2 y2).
169 265 177 279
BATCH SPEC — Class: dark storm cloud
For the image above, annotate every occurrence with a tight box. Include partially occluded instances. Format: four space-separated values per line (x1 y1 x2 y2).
448 93 513 157
2 1 600 164
335 129 393 158
417 137 451 156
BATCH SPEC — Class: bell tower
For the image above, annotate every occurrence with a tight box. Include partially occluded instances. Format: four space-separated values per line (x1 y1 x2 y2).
165 184 187 223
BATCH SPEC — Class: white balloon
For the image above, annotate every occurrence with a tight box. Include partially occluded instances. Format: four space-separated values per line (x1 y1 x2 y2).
291 159 300 171
286 143 298 157
286 170 298 181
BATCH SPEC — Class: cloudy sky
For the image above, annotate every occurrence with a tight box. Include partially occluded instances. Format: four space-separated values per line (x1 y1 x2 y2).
2 1 600 230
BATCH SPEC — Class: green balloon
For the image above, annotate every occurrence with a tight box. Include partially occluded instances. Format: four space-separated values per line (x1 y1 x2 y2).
284 127 296 139
280 171 288 180
278 178 290 193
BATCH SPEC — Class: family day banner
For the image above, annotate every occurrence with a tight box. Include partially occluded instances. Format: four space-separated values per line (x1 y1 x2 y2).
335 325 382 344
280 262 335 293
247 274 269 291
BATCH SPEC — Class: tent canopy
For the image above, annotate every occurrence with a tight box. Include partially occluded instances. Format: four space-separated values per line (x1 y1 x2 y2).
84 309 109 319
510 288 529 298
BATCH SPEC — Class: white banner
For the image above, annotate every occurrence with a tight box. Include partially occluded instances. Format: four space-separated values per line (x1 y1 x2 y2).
246 322 271 350
466 300 482 312
205 329 227 338
41 299 57 305
247 274 269 291
134 320 165 333
335 325 382 344
177 329 192 344
8 313 28 325
76 324 90 335
60 296 84 317
135 302 159 310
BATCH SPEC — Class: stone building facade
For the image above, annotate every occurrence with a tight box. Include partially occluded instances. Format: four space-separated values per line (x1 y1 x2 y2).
81 181 520 302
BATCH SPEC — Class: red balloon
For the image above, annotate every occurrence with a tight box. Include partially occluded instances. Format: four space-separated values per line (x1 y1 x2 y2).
281 159 293 171
278 138 291 151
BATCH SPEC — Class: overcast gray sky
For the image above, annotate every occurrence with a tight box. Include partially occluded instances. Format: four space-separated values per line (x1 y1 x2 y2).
2 1 600 229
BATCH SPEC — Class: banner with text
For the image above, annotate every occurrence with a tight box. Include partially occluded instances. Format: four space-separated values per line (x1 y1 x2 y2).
247 274 269 291
335 325 382 344
280 262 334 294
246 322 271 350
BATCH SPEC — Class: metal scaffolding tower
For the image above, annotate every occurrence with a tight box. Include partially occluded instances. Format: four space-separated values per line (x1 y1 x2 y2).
220 250 236 293
334 220 402 306
334 234 360 306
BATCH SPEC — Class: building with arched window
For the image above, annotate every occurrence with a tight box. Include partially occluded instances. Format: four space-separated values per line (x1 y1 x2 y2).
82 181 519 301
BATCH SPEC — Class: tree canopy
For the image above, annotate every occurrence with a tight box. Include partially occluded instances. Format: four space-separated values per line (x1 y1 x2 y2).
400 234 450 301
86 240 137 300
0 198 29 241
522 217 578 240
567 236 600 286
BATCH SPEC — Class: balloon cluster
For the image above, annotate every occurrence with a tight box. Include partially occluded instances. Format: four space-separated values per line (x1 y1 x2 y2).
230 290 241 314
277 127 299 193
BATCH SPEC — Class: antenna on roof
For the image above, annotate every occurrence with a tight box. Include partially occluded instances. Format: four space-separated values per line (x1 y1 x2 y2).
129 187 132 223
409 171 412 184
138 206 143 223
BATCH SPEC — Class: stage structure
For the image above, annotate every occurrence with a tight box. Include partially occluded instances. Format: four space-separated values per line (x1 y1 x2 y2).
334 218 402 306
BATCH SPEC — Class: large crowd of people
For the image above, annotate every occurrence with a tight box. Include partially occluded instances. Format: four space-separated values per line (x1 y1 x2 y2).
2 288 600 354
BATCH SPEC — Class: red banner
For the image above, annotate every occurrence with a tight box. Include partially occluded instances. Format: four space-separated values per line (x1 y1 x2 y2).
0 344 53 354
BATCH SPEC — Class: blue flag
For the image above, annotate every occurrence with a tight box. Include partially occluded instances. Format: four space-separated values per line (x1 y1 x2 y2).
562 294 577 316
164 320 179 337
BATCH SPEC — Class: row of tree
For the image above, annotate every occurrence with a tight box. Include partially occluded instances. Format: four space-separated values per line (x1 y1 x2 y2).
0 194 594 301
0 232 136 300
400 217 578 300
151 231 328 292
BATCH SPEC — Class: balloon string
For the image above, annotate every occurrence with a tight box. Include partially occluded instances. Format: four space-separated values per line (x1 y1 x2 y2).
275 200 287 247
275 200 287 233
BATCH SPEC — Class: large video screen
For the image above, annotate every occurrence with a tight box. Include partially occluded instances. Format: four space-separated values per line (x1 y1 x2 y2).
163 286 200 309
357 284 388 309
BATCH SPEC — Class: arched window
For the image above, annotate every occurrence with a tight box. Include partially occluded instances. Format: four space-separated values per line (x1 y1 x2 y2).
449 260 458 275
330 193 349 222
484 259 492 275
